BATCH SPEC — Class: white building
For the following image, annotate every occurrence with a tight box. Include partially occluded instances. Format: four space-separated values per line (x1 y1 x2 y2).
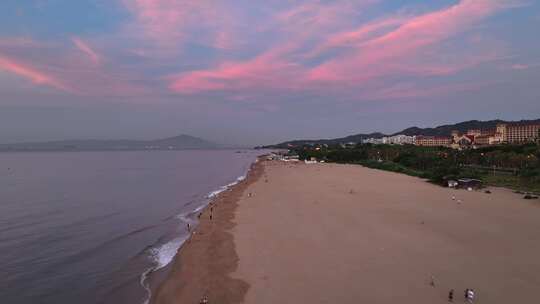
362 138 384 144
381 134 415 145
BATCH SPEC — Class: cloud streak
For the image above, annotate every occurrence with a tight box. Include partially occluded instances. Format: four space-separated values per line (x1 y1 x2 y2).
0 54 70 91
72 37 101 65
121 0 235 50
309 0 521 83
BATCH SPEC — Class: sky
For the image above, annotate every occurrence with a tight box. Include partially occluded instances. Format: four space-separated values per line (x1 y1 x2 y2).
0 0 539 146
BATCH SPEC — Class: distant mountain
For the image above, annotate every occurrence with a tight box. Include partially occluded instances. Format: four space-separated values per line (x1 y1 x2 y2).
148 135 218 149
0 134 220 152
263 119 540 148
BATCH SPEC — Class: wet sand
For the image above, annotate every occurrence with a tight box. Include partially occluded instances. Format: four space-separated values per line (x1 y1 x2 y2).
151 160 264 304
154 160 540 304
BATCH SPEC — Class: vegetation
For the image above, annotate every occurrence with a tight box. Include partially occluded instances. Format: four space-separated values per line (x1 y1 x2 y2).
295 143 540 193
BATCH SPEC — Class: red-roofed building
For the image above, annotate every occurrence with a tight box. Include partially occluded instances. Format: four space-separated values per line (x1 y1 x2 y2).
451 128 503 147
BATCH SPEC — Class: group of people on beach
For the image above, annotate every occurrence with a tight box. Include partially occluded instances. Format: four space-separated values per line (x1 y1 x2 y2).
448 288 475 302
199 295 209 304
432 275 475 302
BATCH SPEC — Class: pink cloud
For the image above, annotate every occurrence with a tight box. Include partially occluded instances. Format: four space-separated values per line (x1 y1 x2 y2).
0 41 147 97
121 0 235 49
72 37 101 65
309 0 520 83
167 0 519 97
309 16 408 55
0 54 70 91
169 47 304 94
365 1 516 50
509 63 540 70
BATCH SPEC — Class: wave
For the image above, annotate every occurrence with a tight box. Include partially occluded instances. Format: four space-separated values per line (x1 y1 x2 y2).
150 236 189 270
207 174 246 199
141 163 256 304
139 234 190 304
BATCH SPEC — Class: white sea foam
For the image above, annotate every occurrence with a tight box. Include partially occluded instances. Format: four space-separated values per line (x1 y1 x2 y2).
193 204 205 213
207 188 227 198
150 236 189 270
140 157 261 304
176 205 205 221
140 268 154 304
206 174 247 198
140 232 190 304
144 170 253 301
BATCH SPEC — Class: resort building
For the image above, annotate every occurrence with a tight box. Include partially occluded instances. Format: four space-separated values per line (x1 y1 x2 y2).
473 135 491 146
452 134 475 148
362 122 539 149
451 128 503 148
415 136 452 147
499 123 540 143
467 129 482 137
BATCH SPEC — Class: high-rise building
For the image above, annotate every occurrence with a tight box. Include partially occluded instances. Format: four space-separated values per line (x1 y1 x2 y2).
506 124 540 143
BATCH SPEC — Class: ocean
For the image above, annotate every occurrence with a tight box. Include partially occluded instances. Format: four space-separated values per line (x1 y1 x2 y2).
0 150 264 304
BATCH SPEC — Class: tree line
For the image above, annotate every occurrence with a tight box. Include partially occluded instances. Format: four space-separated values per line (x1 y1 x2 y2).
294 143 540 186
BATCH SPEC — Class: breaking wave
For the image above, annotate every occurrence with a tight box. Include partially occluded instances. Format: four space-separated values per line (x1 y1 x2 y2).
140 166 254 304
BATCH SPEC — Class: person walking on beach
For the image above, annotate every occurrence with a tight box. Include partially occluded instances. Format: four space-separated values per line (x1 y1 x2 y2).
448 289 454 302
466 289 475 303
199 295 209 304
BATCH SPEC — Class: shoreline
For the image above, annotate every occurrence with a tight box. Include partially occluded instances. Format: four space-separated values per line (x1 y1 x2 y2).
151 158 265 304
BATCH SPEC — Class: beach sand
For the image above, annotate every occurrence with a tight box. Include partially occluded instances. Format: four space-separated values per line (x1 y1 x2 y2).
154 160 540 304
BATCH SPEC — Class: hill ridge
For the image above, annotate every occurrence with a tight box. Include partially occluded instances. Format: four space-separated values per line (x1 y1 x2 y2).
264 118 540 148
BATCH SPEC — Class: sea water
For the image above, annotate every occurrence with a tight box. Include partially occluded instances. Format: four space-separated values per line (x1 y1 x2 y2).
0 150 264 304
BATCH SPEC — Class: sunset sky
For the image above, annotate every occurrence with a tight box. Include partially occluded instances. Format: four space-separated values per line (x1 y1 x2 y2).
1 0 539 145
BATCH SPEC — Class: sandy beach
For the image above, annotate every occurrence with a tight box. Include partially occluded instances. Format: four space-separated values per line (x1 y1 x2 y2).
154 160 540 304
